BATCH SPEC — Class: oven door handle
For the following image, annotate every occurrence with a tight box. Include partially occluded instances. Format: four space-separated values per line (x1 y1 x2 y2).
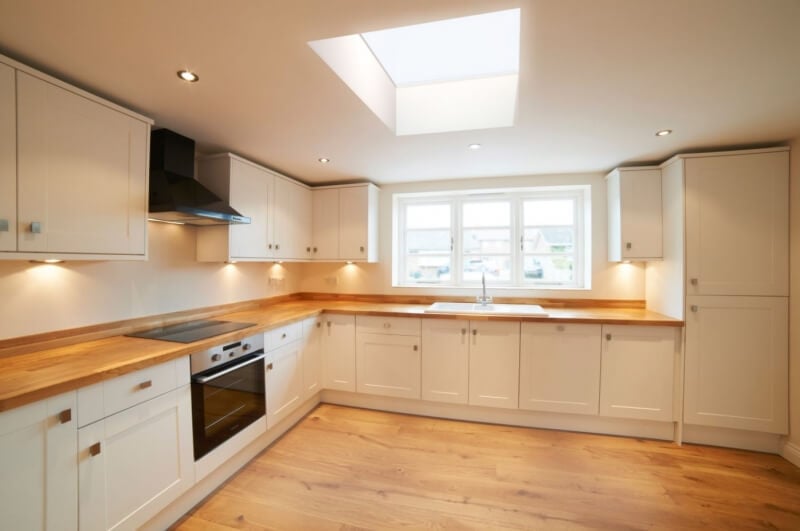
191 353 266 384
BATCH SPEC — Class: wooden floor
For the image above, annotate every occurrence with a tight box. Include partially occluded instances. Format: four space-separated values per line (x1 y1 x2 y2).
174 404 800 530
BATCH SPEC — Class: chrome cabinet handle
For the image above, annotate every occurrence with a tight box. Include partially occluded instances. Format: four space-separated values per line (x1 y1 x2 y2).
138 380 153 390
30 221 42 234
57 409 72 424
89 442 101 456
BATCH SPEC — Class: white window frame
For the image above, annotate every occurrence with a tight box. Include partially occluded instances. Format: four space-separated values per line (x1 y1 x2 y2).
392 185 591 289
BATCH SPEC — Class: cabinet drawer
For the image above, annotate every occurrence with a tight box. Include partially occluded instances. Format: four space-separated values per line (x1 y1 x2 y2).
356 315 421 336
78 358 186 426
266 321 302 351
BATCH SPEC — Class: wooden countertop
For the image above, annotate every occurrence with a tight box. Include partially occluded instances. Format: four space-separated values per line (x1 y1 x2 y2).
0 299 681 413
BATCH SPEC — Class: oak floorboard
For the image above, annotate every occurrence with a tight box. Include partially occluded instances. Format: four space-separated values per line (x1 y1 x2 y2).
173 404 800 530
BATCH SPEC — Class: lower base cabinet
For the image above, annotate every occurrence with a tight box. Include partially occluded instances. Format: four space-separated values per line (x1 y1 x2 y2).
468 321 520 409
520 323 601 415
599 325 677 422
421 319 469 404
322 314 356 392
356 332 421 399
78 386 193 531
301 317 323 399
0 391 77 531
266 341 304 428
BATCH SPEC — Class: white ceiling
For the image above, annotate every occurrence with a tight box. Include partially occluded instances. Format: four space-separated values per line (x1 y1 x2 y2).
1 0 798 185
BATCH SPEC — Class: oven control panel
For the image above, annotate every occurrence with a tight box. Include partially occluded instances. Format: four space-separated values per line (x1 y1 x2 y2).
190 333 265 375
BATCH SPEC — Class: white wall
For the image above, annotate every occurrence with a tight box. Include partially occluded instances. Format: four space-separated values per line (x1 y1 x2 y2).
789 136 800 448
301 172 646 300
0 222 301 340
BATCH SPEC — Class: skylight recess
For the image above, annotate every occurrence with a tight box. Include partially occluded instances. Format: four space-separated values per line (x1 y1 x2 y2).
309 8 521 136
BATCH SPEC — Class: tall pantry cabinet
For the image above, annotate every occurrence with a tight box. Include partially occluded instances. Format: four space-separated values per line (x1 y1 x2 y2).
652 148 789 439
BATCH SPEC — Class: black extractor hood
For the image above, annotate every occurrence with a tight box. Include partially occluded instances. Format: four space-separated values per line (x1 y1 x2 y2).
148 129 251 225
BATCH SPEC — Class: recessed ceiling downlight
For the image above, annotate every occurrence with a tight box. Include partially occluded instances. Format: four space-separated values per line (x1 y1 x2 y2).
655 129 672 137
318 157 330 163
177 70 199 82
468 143 482 150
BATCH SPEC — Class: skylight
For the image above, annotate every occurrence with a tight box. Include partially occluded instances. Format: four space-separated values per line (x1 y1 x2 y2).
309 9 521 136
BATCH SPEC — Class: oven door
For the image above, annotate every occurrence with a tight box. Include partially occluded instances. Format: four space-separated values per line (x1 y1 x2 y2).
191 352 266 460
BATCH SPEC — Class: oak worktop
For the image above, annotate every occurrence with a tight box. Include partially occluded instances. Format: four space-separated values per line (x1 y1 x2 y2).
0 298 681 413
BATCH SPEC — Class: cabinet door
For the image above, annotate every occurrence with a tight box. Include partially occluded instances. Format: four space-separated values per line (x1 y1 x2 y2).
0 62 15 252
301 317 323 399
339 186 369 260
271 177 293 258
230 159 272 259
79 387 193 531
685 151 789 296
421 319 469 404
468 321 520 409
356 333 421 399
294 184 313 259
607 169 662 261
322 314 356 391
312 188 339 259
600 325 676 422
684 296 788 433
0 392 77 531
520 323 601 415
266 341 304 428
16 72 147 255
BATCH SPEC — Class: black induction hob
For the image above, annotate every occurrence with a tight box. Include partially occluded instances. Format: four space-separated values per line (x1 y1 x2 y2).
126 319 256 343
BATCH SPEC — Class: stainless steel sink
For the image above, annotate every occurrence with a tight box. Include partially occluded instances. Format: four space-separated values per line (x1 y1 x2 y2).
425 302 548 317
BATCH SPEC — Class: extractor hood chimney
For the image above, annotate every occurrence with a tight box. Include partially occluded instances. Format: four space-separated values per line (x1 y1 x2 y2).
148 129 251 225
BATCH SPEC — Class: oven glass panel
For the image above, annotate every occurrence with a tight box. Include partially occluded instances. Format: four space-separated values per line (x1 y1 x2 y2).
192 357 265 460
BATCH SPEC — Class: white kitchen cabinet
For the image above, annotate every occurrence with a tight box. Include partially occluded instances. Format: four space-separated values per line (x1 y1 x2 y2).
0 62 15 252
196 153 312 262
519 323 601 415
78 386 193 531
265 340 304 428
322 314 356 391
606 167 662 261
684 150 789 297
301 316 324 399
311 188 339 259
311 183 379 262
10 69 149 258
468 321 520 409
421 319 469 404
684 296 788 434
356 317 421 399
0 392 77 531
600 325 676 422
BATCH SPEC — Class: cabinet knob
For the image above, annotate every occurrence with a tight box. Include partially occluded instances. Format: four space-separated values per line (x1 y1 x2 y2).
605 333 612 341
313 247 318 253
0 219 8 232
413 345 418 351
243 343 251 351
57 409 72 424
89 442 102 457
472 329 477 336
211 353 222 362
625 242 632 250
30 221 42 234
690 305 699 312
281 333 287 339
461 328 467 335
138 380 153 390
690 278 698 286
268 243 273 249
306 246 311 252
326 321 332 328
556 325 565 332
275 244 280 250
360 246 365 252
383 322 391 328
316 322 321 328
266 363 274 370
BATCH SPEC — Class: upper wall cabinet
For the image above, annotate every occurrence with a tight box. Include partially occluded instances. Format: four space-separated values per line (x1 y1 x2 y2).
684 150 789 296
606 167 662 262
0 55 152 260
311 184 379 262
196 153 312 262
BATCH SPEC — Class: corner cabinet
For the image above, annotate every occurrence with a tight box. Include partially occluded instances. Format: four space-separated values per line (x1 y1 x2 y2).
311 184 379 262
606 167 662 261
0 392 77 531
196 153 313 262
0 54 152 260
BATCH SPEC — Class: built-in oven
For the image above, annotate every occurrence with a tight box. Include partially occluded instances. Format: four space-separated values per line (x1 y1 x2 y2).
190 333 266 461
